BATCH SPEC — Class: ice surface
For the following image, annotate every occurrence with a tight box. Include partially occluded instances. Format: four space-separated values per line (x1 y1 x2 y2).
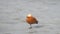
0 0 60 34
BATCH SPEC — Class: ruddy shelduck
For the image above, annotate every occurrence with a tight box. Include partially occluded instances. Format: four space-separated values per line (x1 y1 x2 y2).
26 14 38 28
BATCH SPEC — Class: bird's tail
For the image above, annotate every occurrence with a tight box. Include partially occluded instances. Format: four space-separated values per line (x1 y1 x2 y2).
36 21 38 24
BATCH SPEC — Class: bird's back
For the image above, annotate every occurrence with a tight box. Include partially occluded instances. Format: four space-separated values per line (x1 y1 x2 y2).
26 17 38 24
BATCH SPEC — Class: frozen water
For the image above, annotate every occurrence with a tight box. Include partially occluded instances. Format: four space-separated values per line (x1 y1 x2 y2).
0 0 60 34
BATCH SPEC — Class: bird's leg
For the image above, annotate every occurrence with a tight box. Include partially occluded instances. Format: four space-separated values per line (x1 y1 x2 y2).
29 24 32 29
30 24 32 27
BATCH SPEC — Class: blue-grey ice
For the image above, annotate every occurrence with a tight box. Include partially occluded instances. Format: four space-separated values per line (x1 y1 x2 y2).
0 0 60 34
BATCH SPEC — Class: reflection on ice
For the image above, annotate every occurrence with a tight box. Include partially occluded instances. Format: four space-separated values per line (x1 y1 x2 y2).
27 28 38 34
33 25 44 28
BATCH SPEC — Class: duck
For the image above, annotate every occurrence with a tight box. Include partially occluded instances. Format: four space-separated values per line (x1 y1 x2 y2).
26 14 38 29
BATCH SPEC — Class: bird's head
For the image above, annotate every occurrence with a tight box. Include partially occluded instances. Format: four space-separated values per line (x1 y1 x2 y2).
27 14 32 18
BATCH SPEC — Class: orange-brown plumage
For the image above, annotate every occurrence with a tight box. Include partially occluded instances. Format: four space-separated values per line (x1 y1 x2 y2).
26 14 38 25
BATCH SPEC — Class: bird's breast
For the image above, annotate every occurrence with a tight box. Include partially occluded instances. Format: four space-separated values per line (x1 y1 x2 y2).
26 17 37 24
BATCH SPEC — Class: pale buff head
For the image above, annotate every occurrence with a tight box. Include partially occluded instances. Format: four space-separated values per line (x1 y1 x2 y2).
27 14 32 17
